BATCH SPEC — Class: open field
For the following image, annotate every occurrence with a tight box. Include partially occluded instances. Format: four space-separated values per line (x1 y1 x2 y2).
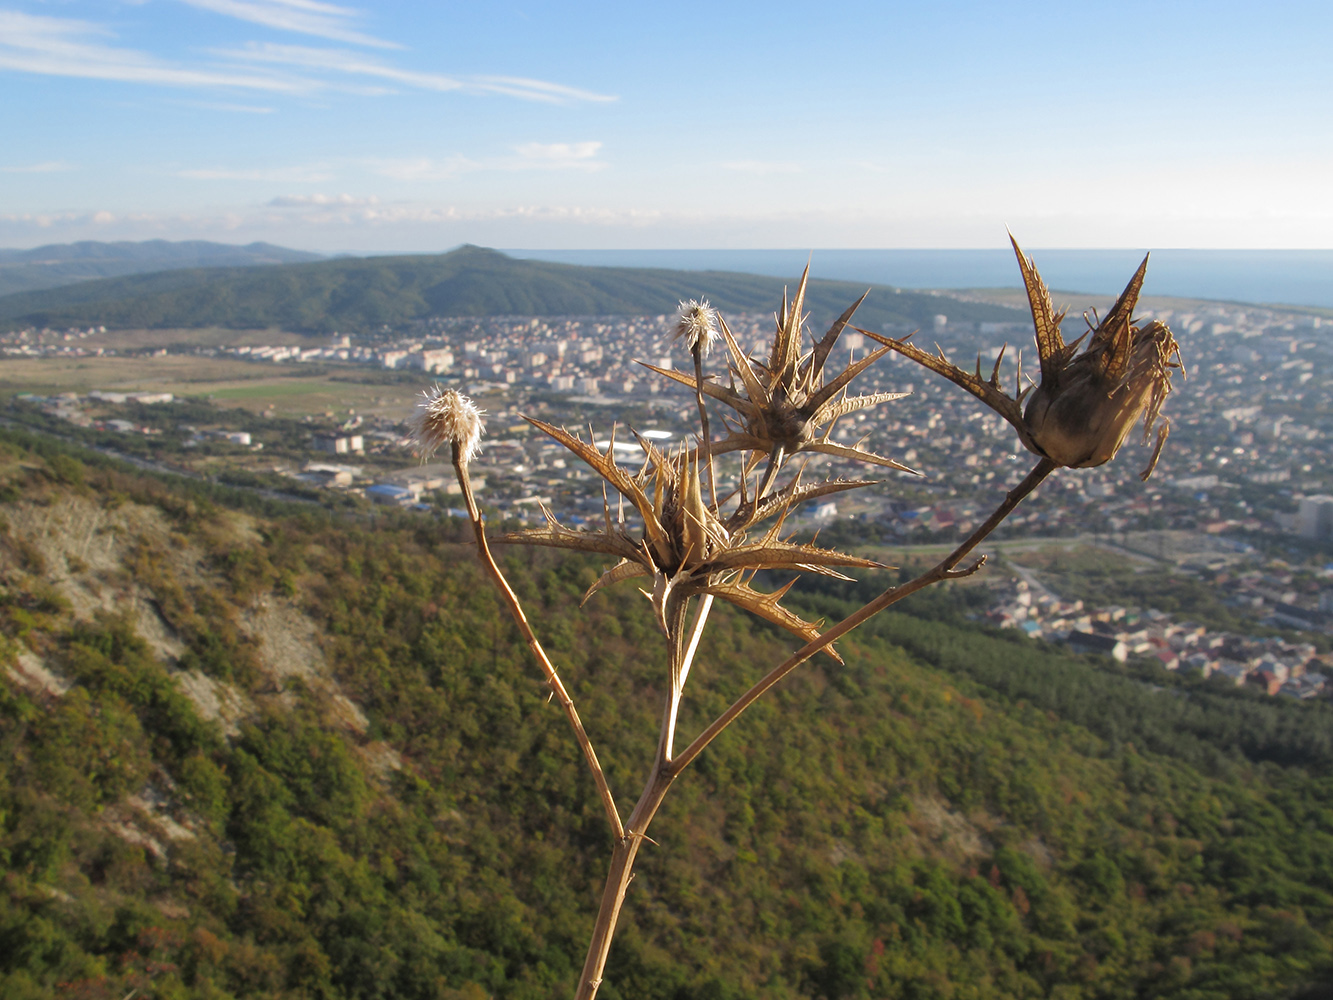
24 326 318 351
86 326 317 350
0 355 424 419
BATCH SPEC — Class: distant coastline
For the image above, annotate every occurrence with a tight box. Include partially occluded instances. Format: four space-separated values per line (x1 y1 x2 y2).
504 248 1333 310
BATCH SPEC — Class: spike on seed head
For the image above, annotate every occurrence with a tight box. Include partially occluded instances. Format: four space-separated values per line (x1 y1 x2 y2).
412 385 485 464
674 299 719 357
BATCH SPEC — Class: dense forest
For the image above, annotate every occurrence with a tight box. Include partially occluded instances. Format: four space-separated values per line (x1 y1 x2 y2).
0 246 1023 335
2 429 1332 999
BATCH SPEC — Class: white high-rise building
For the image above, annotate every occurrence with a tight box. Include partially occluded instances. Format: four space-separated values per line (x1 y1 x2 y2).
1297 495 1333 541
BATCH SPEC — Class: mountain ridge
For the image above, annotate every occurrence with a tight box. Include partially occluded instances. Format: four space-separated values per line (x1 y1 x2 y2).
0 244 1026 334
0 239 323 297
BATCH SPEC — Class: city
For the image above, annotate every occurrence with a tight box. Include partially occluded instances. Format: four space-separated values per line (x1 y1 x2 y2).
6 294 1331 702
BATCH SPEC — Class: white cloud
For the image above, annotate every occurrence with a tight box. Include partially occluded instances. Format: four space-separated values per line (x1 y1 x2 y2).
175 100 277 113
513 142 605 169
721 160 803 175
178 0 399 49
0 160 75 173
0 10 616 105
268 192 379 207
0 10 311 92
217 42 617 104
179 164 335 182
6 197 1333 252
471 76 617 105
367 156 481 181
365 143 606 181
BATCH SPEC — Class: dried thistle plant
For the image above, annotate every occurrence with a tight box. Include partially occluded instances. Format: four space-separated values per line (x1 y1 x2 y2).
433 239 1183 1000
865 235 1184 481
643 266 916 497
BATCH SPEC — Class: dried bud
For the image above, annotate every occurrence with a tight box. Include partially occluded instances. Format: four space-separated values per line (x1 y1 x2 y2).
866 237 1183 482
412 385 484 464
1011 238 1182 480
1024 318 1180 479
674 299 719 357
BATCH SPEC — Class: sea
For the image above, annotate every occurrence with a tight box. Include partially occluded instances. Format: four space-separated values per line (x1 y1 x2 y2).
503 249 1333 311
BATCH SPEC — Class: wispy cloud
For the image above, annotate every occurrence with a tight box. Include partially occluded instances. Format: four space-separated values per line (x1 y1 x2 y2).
179 164 334 182
513 141 606 168
174 99 278 113
0 10 616 105
217 42 617 104
721 160 803 175
178 0 400 49
0 10 310 92
368 156 481 182
367 143 606 182
268 192 378 207
252 197 667 228
1 160 76 173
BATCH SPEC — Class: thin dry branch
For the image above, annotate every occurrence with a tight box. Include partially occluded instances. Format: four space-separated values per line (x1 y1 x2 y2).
452 444 625 842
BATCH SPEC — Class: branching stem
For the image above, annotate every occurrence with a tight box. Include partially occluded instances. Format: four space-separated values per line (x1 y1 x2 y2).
671 457 1058 775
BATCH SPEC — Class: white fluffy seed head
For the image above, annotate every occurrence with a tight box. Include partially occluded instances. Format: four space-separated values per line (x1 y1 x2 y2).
412 385 485 463
674 298 719 357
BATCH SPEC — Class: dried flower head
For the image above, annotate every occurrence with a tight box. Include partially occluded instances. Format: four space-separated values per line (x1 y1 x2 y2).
495 420 884 656
412 385 485 463
646 268 914 476
867 236 1183 481
674 298 719 356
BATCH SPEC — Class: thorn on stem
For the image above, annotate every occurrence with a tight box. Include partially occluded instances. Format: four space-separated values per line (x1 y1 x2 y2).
943 555 987 579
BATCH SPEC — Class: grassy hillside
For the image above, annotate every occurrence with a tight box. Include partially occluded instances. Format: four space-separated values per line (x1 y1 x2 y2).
2 431 1332 999
0 246 1024 334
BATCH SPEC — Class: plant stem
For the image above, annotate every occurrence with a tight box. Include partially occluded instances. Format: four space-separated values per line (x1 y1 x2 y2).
578 591 695 1000
671 457 1058 775
452 444 624 841
692 348 718 510
575 765 676 1000
755 443 786 502
574 458 1055 999
677 594 713 695
657 595 689 765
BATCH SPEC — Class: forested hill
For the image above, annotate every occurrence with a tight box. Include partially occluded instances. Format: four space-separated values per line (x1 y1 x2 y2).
0 240 321 298
3 429 1333 999
0 245 1025 334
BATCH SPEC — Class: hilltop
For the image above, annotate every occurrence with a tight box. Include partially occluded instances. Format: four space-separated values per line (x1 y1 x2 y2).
2 432 1332 999
0 245 1024 335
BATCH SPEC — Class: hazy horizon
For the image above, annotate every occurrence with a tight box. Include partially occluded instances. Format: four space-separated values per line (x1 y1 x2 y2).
4 240 1333 308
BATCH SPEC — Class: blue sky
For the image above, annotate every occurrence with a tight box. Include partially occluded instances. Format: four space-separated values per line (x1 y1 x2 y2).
1 0 1330 252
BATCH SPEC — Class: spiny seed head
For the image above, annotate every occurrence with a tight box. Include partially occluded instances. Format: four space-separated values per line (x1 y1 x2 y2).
674 299 719 357
412 385 484 463
1023 319 1181 479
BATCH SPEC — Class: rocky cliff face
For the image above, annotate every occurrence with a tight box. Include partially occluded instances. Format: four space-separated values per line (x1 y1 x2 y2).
1 481 396 861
